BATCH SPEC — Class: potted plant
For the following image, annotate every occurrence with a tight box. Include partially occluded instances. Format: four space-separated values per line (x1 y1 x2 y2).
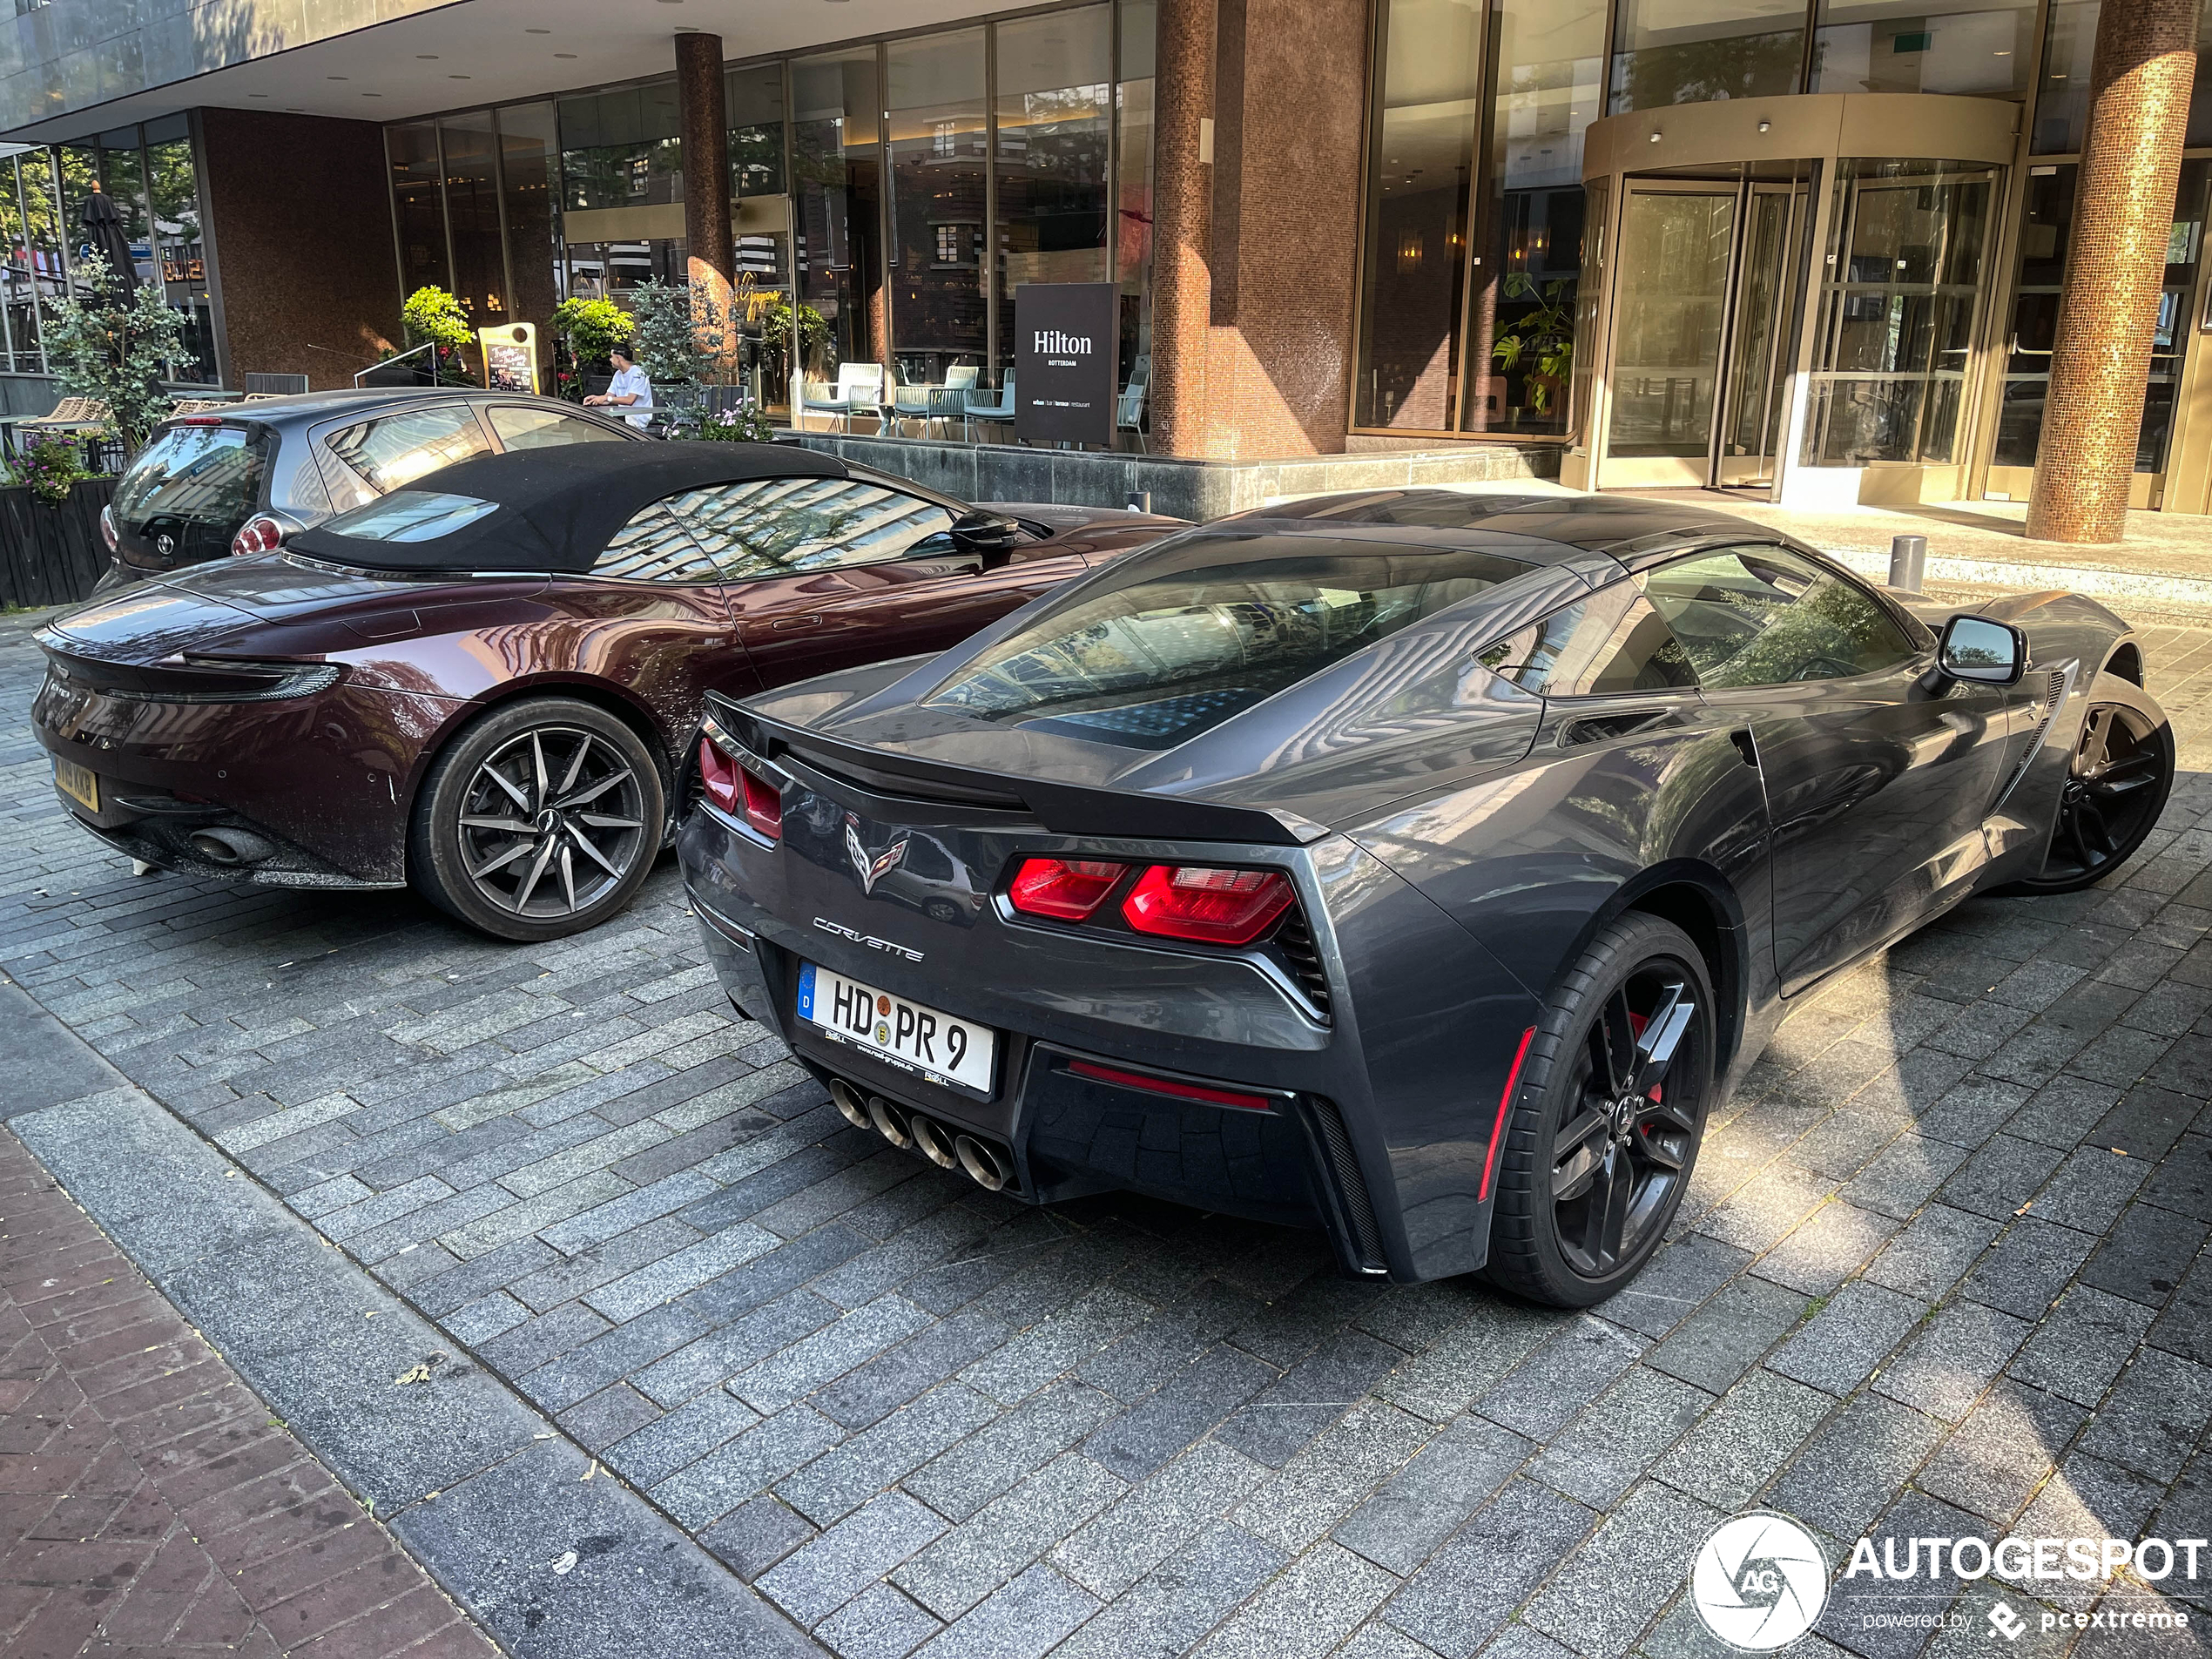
549 297 635 404
1490 273 1575 424
401 286 475 385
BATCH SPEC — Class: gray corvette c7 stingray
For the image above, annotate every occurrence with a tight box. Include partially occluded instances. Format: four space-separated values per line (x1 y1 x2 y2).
676 490 2175 1306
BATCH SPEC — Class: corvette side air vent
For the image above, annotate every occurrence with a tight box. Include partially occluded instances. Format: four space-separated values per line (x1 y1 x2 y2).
1302 1096 1386 1274
1991 664 2076 814
1271 907 1334 1021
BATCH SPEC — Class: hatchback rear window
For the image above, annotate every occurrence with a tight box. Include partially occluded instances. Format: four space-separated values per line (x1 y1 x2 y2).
922 536 1531 749
111 422 271 559
323 489 499 543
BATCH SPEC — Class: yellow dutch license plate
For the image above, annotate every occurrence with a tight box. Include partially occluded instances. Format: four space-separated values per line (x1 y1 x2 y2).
53 757 98 813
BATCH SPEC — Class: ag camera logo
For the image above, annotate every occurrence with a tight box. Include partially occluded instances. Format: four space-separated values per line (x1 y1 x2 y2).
1690 1512 1831 1651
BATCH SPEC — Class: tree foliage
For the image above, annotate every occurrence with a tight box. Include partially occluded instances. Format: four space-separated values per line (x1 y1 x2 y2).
40 253 195 450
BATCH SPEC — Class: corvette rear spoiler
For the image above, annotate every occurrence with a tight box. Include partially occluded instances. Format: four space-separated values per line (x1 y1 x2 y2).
713 698 1324 846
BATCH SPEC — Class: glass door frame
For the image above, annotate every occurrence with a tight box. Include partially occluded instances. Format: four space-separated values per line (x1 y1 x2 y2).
1568 91 2019 504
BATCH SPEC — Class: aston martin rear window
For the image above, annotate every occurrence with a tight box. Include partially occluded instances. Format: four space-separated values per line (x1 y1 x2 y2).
921 541 1531 748
323 489 499 543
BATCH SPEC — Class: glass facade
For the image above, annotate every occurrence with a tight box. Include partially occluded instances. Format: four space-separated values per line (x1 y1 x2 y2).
0 118 213 382
371 1 1150 418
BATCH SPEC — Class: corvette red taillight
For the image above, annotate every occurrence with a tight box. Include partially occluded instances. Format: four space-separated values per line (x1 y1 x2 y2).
229 515 285 557
698 735 782 840
1008 857 1124 921
1122 865 1295 946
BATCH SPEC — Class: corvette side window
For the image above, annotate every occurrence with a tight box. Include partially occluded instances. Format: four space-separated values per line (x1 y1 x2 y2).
669 477 958 581
591 502 718 583
1479 584 1696 697
1643 546 1916 688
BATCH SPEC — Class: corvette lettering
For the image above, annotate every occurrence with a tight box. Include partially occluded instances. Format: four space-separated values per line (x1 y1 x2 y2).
812 917 923 961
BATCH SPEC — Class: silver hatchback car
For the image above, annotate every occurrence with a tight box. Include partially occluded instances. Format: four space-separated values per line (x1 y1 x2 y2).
98 388 640 589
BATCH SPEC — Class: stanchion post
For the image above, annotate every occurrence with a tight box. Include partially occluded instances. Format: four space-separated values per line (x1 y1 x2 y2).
1889 534 1928 593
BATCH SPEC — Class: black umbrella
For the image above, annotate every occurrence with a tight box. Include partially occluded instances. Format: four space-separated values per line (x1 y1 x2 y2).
78 185 138 296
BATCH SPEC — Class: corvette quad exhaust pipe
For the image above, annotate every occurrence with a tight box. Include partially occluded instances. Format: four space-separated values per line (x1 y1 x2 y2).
908 1115 959 1170
828 1077 872 1130
954 1135 1012 1192
829 1076 1010 1189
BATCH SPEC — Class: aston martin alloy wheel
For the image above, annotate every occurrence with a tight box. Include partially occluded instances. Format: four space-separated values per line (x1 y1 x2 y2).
2002 673 2174 897
1486 914 1716 1308
411 698 665 941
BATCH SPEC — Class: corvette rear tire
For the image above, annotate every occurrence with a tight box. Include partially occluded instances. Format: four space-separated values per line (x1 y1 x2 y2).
410 697 665 943
1996 671 2174 897
1485 914 1717 1309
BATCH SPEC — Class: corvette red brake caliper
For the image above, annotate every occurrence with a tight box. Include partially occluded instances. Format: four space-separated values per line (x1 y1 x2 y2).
1628 1010 1660 1103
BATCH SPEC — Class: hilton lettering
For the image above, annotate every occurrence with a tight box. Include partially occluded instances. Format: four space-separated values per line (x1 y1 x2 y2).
1032 329 1093 354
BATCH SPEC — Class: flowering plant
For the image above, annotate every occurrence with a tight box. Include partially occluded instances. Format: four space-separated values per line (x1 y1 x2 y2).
687 401 774 444
6 435 91 506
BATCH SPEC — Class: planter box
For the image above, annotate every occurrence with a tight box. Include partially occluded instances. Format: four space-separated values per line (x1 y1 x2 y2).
0 476 116 610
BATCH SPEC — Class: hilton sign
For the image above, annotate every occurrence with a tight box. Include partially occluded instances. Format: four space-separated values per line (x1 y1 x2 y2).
1015 281 1117 448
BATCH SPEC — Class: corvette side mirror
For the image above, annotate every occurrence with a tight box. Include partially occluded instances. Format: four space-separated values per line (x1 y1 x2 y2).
1937 615 2027 686
951 510 1023 564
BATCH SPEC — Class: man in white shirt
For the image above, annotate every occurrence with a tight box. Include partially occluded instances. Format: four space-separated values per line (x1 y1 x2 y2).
585 347 654 428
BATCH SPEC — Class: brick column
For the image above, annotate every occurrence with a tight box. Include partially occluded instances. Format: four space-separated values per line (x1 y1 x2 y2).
675 31 735 368
1150 0 1216 457
2026 0 2198 543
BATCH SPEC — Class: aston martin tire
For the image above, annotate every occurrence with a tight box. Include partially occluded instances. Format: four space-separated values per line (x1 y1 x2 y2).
1995 671 2174 897
1485 914 1718 1309
410 697 665 943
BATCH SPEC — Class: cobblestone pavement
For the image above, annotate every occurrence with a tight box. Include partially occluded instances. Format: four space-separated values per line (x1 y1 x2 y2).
3 602 2211 1659
0 1123 499 1658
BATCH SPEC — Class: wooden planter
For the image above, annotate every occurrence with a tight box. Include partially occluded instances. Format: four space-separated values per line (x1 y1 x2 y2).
0 477 117 610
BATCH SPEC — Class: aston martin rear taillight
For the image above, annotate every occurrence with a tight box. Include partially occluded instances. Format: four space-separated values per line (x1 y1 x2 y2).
230 515 285 557
1122 865 1295 946
1008 857 1123 921
698 734 781 840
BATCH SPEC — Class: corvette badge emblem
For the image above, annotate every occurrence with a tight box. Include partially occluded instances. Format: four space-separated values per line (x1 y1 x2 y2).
846 813 909 897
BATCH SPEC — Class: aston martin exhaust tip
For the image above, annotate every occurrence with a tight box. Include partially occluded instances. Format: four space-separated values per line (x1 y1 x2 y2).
909 1115 959 1170
866 1094 913 1149
954 1134 1010 1191
189 826 275 867
828 1078 872 1131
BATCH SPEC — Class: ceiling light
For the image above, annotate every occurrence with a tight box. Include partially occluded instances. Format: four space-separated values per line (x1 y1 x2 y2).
525 26 551 33
249 91 270 98
555 51 578 57
417 54 438 59
449 73 472 78
327 75 348 80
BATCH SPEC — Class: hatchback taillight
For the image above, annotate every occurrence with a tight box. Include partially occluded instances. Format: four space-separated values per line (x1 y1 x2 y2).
1122 865 1295 946
230 515 285 557
698 733 782 840
1008 857 1123 921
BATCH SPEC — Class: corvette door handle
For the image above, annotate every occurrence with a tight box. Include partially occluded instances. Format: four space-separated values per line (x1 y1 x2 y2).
771 614 824 630
1730 728 1760 768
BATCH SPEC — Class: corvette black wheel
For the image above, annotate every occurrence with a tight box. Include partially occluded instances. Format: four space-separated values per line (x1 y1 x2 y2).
2001 675 2173 896
411 698 665 942
1486 914 1716 1308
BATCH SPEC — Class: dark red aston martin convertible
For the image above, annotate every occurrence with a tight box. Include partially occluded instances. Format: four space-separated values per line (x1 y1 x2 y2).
30 442 1184 941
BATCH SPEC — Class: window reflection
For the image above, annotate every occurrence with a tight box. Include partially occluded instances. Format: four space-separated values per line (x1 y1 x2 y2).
1809 0 2035 96
887 29 988 385
1608 0 1806 110
793 47 887 379
995 7 1113 376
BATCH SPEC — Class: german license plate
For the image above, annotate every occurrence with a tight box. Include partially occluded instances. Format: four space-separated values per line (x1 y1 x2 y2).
53 757 98 813
797 961 996 1094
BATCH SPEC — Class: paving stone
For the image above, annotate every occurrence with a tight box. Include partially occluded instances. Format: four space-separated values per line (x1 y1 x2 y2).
1754 1200 1902 1296
1384 1480 1597 1659
1082 1346 1278 1483
1528 1365 1713 1509
651 1404 847 1530
913 1379 1121 1521
1962 1218 2098 1320
910 1563 1098 1659
1476 1316 1647 1440
1768 1279 1930 1396
1772 1393 1948 1539
1595 1233 1750 1340
1914 1382 2089 1527
816 1310 1012 1432
601 1387 763 1486
1188 1540 1396 1659
2075 1346 2212 1481
1229 1400 1434 1556
759 1489 950 1629
776 1383 1004 1527
581 1222 781 1321
2006 1285 2155 1406
698 1494 820 1582
1864 1204 2004 1302
1646 1274 1809 1394
1215 1328 1405 1468
1052 1522 1286 1659
1372 1297 1561 1424
1839 1134 1970 1220
1650 1368 1837 1512
1521 1480 1725 1659
2002 1453 2165 1613
1053 1439 1271 1599
727 1295 935 1415
1332 1413 1527 1575
2081 1202 2209 1310
814 1581 941 1659
893 1452 1123 1619
1874 1300 2033 1423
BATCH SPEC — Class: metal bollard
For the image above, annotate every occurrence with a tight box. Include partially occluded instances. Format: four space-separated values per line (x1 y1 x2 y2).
1127 490 1152 513
1888 533 1927 594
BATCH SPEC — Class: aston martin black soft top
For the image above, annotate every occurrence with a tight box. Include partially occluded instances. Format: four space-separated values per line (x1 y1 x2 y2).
287 442 848 573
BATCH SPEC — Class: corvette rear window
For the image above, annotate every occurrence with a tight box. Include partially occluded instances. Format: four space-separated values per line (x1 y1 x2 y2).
323 489 499 542
922 539 1531 748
